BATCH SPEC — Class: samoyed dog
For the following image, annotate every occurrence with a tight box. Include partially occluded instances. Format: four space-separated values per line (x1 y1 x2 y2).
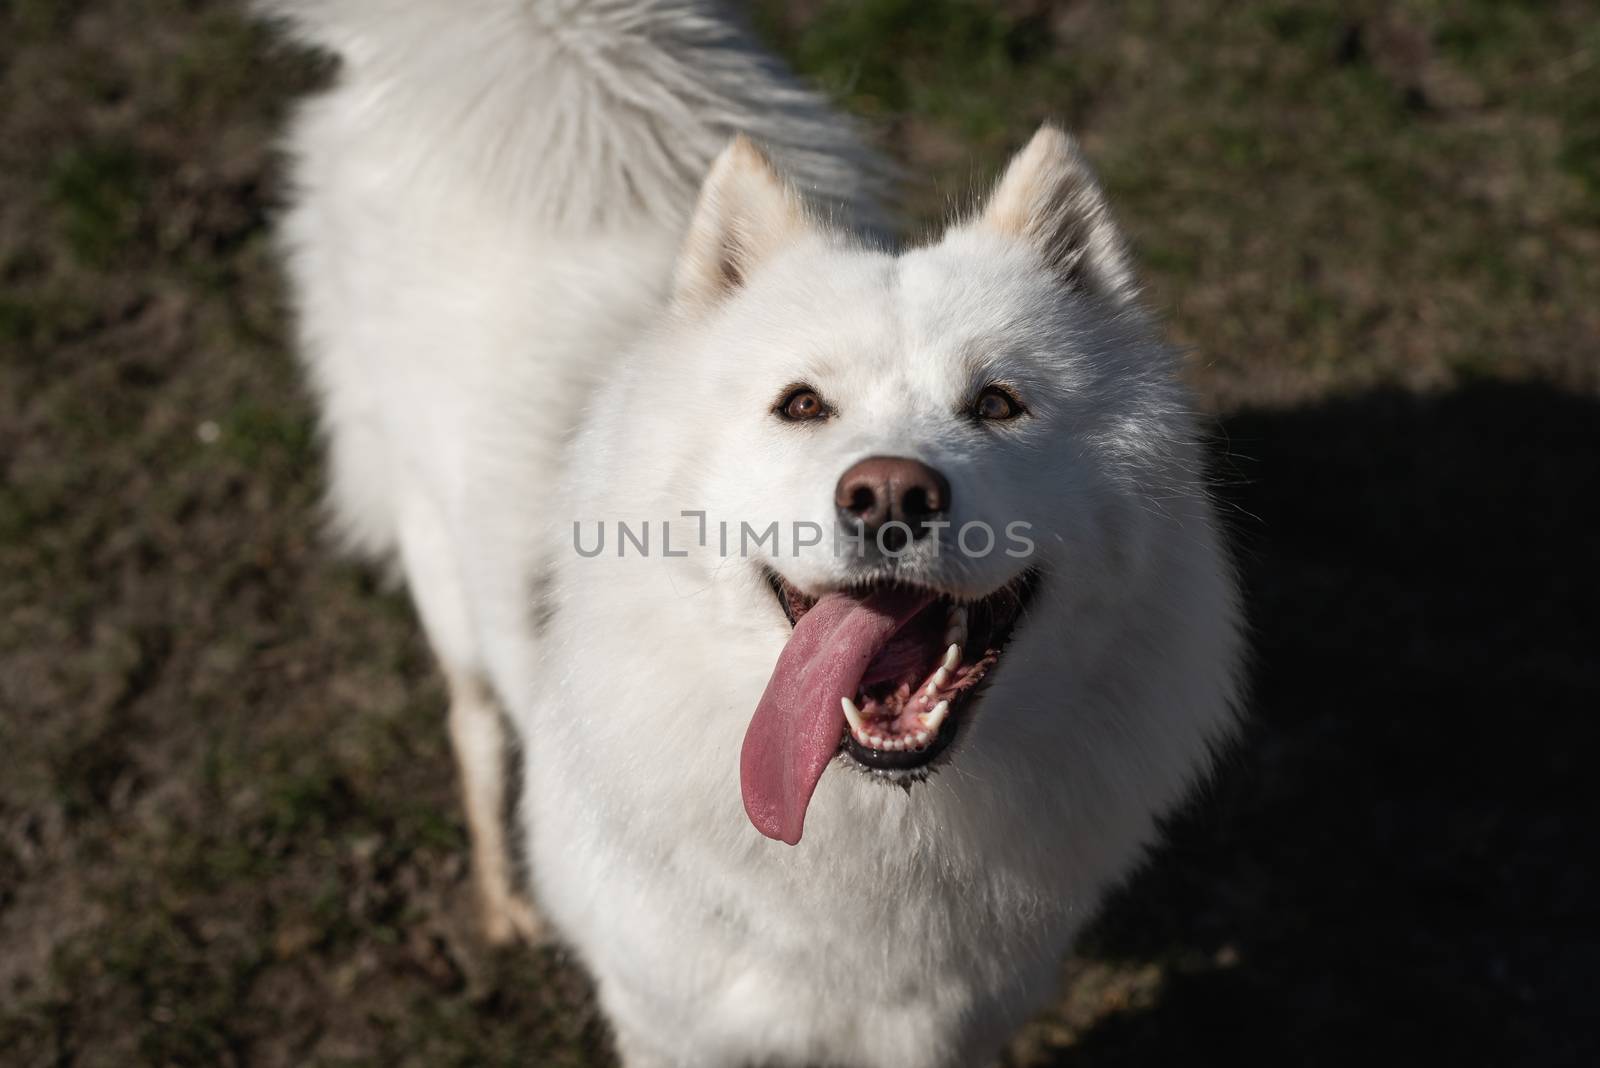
264 1 1243 1064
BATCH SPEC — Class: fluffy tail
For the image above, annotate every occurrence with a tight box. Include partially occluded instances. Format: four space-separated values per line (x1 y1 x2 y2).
254 0 397 59
255 0 354 55
255 0 891 233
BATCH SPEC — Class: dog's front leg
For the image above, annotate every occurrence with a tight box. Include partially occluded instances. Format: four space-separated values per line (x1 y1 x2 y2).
445 670 544 945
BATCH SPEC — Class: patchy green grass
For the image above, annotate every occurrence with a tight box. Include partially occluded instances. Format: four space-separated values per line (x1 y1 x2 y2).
1 1 1595 1065
48 144 151 267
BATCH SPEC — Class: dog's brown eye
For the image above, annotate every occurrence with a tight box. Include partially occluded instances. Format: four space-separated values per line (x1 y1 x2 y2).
974 386 1023 421
777 387 829 422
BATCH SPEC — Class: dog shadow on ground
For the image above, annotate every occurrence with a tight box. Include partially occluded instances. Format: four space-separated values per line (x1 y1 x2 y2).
1041 381 1598 1066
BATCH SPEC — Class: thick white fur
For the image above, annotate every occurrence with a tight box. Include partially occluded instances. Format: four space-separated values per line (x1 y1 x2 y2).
266 2 1243 1065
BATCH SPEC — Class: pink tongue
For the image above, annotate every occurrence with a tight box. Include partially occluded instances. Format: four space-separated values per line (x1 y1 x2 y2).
740 587 934 844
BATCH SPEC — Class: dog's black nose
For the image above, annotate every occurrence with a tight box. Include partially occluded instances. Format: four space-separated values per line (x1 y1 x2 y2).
835 456 951 550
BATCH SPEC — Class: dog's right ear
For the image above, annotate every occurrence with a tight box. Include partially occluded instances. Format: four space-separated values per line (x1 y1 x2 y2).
975 125 1137 307
672 137 813 313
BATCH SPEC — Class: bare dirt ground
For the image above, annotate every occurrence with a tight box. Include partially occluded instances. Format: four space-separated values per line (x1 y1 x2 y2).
3 1 1597 1064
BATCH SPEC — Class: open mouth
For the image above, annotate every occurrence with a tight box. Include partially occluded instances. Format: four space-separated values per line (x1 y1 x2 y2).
771 572 1035 771
740 568 1039 845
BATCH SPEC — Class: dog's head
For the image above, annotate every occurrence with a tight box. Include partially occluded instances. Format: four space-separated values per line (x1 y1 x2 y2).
583 127 1234 845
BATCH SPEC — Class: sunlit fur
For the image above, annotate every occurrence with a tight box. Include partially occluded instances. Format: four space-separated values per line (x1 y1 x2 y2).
266 3 1244 1066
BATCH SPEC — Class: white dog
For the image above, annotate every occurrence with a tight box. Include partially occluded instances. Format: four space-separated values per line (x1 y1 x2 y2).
265 2 1243 1065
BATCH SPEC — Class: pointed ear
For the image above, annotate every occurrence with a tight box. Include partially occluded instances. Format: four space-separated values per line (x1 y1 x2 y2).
672 137 814 312
977 125 1137 306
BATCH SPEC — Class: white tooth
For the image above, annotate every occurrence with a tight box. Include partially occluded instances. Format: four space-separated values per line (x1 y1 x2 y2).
841 697 866 734
922 699 951 732
931 666 950 690
943 608 968 648
942 644 961 672
924 679 939 697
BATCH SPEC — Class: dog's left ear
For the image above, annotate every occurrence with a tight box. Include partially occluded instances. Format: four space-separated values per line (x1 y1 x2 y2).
976 125 1137 306
673 136 814 314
